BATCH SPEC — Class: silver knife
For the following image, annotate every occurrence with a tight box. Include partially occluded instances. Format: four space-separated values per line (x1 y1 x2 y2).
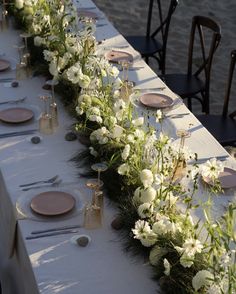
26 229 79 240
190 155 230 164
0 129 38 139
31 224 81 235
134 87 166 91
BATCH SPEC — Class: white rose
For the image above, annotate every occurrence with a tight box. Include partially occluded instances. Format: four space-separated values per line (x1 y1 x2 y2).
140 187 156 203
140 169 153 188
138 203 153 218
34 36 44 47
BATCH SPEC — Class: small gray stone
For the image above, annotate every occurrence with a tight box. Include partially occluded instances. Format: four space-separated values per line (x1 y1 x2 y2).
111 216 124 230
76 236 89 247
31 136 41 144
65 132 77 141
11 81 19 88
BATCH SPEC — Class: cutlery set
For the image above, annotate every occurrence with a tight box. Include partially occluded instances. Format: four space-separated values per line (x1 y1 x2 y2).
20 175 62 191
26 228 80 240
0 96 27 105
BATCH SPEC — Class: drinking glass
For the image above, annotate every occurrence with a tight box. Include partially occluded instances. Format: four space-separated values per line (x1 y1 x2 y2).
39 95 53 135
46 79 59 129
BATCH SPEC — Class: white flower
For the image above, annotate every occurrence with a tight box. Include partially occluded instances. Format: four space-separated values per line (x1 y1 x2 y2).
192 270 214 291
140 187 156 203
108 66 119 77
89 147 98 157
79 74 91 88
152 217 172 235
133 187 141 203
156 109 163 123
149 246 168 266
180 253 194 268
140 169 153 188
34 36 44 47
134 129 145 141
118 163 130 175
132 117 144 127
49 59 59 78
182 238 203 256
112 125 124 140
132 220 157 247
207 284 222 294
200 158 224 180
121 144 130 160
163 258 171 276
66 65 82 84
15 0 24 9
138 203 153 218
43 50 56 62
90 127 110 145
127 134 135 143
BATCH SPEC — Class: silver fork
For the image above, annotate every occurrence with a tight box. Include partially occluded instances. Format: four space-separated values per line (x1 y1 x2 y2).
21 179 62 191
19 175 59 187
0 96 27 105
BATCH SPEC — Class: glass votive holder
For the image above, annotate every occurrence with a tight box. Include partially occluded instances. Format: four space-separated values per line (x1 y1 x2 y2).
50 100 59 129
39 113 53 135
94 190 104 215
84 203 102 229
120 80 134 101
16 63 28 80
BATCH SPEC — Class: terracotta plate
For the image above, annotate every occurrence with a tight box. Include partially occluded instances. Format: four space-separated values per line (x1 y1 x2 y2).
203 167 236 189
30 191 76 216
77 9 98 19
105 50 133 64
0 59 10 71
0 107 34 124
140 93 174 109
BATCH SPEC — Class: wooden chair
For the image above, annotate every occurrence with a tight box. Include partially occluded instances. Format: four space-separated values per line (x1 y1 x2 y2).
160 15 221 114
125 0 178 74
197 50 236 146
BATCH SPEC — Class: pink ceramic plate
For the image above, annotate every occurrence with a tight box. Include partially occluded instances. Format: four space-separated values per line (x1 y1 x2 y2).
203 167 236 189
0 59 10 71
140 93 174 109
0 107 34 124
105 50 133 64
77 9 98 19
30 191 76 216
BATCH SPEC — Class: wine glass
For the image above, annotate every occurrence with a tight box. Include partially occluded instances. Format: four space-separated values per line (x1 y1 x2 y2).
176 129 191 149
91 162 108 187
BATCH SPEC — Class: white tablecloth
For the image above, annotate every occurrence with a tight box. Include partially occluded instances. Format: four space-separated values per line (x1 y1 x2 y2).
0 1 235 293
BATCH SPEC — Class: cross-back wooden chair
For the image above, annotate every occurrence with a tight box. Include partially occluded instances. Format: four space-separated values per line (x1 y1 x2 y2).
125 0 179 74
197 50 236 146
161 15 221 114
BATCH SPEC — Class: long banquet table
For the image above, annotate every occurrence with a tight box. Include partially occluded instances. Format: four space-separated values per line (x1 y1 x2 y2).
0 1 235 293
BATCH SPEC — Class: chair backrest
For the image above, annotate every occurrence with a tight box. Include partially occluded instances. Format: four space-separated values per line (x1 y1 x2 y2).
188 16 221 89
222 50 236 118
146 0 178 47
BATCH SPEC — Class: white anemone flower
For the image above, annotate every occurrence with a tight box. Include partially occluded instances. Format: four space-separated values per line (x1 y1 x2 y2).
132 220 157 247
182 238 203 256
200 158 224 180
66 65 82 84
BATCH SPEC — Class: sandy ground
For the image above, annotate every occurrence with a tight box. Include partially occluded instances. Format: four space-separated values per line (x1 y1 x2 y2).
93 0 236 115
